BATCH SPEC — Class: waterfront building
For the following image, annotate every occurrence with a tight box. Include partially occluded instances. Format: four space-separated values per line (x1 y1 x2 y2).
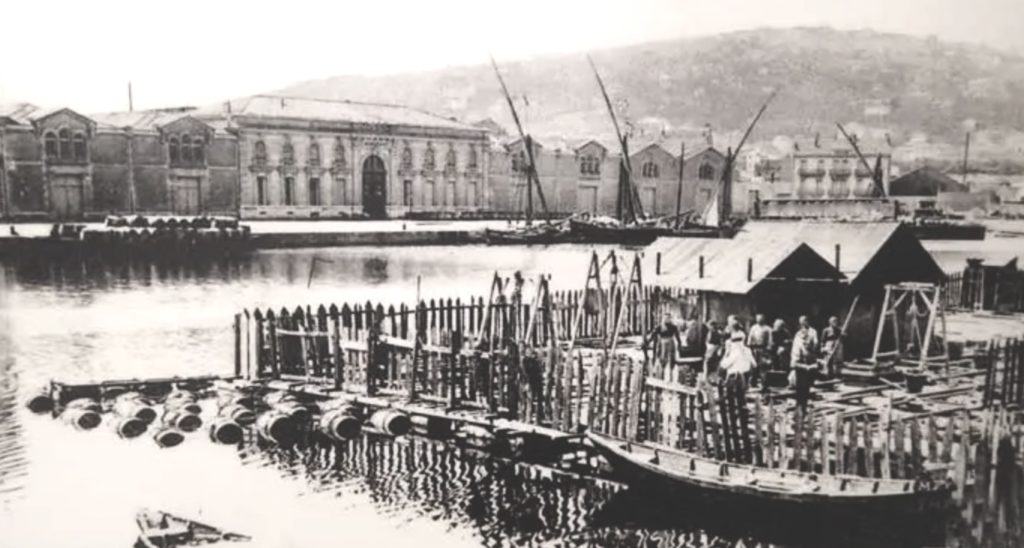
203 96 490 220
3 95 729 222
487 136 727 219
0 103 238 220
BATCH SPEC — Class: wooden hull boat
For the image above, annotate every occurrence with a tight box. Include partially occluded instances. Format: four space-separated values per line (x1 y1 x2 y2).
910 221 986 240
483 224 569 245
568 219 669 245
135 509 250 548
587 431 952 517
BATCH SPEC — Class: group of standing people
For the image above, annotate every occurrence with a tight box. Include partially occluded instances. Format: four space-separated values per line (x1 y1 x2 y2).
647 312 847 410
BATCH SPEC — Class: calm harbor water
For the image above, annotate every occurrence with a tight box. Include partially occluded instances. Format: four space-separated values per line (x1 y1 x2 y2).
0 237 1021 548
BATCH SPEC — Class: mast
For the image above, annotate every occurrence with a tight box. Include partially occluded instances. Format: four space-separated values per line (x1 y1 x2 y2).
587 55 645 223
961 131 971 187
675 141 685 228
489 56 550 225
717 90 776 225
526 135 534 223
836 122 886 198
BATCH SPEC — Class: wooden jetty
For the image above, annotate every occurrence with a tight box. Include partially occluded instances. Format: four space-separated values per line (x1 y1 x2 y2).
29 251 1024 545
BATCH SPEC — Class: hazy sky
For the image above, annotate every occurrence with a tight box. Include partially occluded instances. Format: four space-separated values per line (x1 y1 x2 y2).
1 0 1021 113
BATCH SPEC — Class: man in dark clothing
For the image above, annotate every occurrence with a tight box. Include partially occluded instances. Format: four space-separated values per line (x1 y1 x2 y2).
771 318 792 372
704 320 724 379
646 313 682 374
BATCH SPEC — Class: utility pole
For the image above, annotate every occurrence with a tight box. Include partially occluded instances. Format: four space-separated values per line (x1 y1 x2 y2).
962 131 971 187
128 82 134 113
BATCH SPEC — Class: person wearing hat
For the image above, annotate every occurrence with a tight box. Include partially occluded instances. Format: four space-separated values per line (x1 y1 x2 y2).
821 315 845 378
790 316 819 411
747 314 773 384
646 312 683 375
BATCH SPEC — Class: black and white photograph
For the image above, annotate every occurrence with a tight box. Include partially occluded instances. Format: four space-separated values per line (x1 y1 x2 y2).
2 1 1024 546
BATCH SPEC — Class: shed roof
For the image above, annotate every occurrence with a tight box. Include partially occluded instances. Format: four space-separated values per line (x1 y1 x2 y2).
889 166 967 196
648 237 845 294
650 220 943 288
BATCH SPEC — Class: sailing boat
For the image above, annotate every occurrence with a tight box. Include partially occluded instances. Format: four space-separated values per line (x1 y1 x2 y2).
484 57 570 245
665 91 777 238
568 56 670 245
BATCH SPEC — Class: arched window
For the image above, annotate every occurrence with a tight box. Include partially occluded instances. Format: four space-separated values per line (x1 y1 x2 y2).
73 133 87 161
181 135 193 163
423 146 435 171
580 155 600 176
58 129 71 160
400 146 413 171
642 161 659 178
333 139 346 169
445 148 457 172
511 150 526 174
467 146 478 170
698 162 715 180
308 142 320 166
192 137 204 164
44 132 58 159
169 137 180 163
253 141 267 166
282 142 295 165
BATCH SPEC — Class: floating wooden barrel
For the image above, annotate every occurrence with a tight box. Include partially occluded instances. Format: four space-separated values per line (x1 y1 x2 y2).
63 407 102 431
164 409 203 433
218 404 256 426
274 402 312 423
114 393 158 424
255 411 296 444
153 427 185 448
318 406 361 441
411 415 453 439
165 400 202 415
218 392 256 410
368 409 411 437
164 391 202 414
113 416 148 439
208 418 244 445
25 389 53 414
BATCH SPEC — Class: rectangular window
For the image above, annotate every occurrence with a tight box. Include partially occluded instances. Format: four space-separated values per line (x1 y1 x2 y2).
403 180 413 207
284 177 294 206
308 177 321 206
424 181 435 207
256 175 266 206
466 181 478 207
447 181 456 207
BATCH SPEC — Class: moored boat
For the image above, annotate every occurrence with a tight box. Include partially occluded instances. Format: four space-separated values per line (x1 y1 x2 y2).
483 223 570 245
586 431 952 516
134 509 251 548
568 217 670 245
909 219 986 240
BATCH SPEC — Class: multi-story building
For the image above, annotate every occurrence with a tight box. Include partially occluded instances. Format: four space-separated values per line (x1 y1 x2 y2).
0 104 238 220
205 96 490 220
487 136 727 219
1 95 730 222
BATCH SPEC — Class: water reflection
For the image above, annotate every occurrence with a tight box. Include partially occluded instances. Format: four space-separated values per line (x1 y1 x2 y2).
0 240 1014 546
241 435 781 548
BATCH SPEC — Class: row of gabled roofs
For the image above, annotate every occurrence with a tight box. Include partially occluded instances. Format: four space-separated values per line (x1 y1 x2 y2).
646 220 945 294
0 95 483 135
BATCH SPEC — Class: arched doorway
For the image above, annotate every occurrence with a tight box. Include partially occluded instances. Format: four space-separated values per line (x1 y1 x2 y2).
362 155 387 219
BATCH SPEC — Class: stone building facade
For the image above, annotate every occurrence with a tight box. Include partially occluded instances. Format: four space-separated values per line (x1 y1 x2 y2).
1 95 734 222
487 137 727 218
213 96 490 220
0 104 238 220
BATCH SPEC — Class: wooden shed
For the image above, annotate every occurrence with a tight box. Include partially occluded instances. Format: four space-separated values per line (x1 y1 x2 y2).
649 220 946 357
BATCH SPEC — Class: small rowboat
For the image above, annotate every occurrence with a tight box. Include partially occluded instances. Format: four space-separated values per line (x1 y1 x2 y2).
586 431 952 517
134 509 251 547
